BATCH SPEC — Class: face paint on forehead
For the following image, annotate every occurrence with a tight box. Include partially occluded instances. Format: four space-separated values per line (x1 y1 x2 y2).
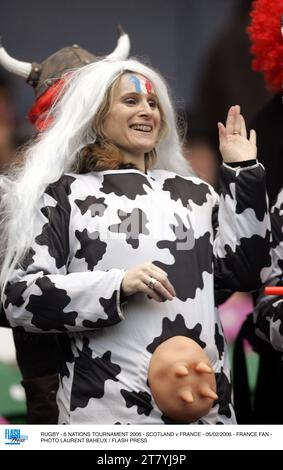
129 74 153 94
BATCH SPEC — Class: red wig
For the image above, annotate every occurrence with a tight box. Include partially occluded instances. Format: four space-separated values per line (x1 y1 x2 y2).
247 0 283 92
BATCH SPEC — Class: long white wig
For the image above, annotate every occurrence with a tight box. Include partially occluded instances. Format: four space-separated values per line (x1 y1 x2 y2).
0 58 193 291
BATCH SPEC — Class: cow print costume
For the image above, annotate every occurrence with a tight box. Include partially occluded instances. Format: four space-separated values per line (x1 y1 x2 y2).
4 162 270 424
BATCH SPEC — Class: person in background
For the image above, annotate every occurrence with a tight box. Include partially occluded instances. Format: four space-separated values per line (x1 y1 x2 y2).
248 0 283 206
233 0 283 424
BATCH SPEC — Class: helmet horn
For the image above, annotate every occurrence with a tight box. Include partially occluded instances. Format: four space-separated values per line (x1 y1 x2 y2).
0 36 32 78
106 25 130 60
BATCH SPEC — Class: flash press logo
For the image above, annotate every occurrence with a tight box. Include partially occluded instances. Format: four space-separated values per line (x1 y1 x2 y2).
4 428 28 445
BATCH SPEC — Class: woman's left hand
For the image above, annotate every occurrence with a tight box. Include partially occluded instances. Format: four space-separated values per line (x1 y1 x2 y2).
218 105 257 163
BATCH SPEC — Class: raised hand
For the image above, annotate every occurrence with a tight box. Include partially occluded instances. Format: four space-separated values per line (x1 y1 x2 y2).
218 105 257 163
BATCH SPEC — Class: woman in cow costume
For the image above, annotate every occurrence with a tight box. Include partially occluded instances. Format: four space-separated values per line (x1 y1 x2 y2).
0 51 270 423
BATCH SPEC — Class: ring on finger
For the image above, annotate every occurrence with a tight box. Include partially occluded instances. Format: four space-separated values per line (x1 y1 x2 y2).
147 276 157 290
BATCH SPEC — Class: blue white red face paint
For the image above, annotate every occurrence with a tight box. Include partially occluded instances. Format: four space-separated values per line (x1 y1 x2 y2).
129 74 153 94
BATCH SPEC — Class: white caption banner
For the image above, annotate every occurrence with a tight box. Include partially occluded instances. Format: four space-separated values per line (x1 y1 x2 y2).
1 425 283 451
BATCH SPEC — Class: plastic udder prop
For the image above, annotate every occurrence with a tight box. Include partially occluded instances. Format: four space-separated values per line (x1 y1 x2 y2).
148 336 218 423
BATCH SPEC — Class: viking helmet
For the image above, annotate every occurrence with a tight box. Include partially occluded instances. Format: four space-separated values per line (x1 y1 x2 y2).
0 25 130 98
0 26 130 130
